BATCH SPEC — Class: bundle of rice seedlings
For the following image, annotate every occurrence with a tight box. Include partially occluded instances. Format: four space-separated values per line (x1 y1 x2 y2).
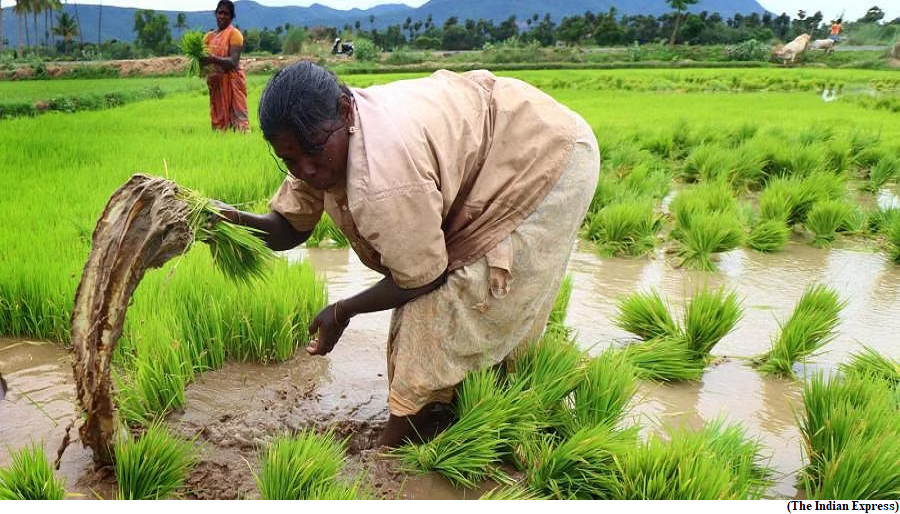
0 443 66 500
525 424 636 499
586 199 661 257
304 213 349 248
115 335 192 426
886 215 900 264
479 485 548 500
798 372 897 490
507 333 585 416
809 431 900 500
395 368 521 488
614 289 679 341
114 424 197 500
862 155 898 193
839 346 899 387
804 200 853 247
256 429 366 500
177 187 275 283
546 275 573 339
564 349 637 433
697 418 774 498
180 30 207 77
746 219 790 253
756 284 845 378
674 211 744 271
620 336 706 382
682 286 742 360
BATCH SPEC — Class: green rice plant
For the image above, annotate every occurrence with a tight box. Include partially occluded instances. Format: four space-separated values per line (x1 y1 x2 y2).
177 187 276 283
114 424 197 500
507 333 585 418
804 200 854 247
682 286 742 360
746 219 790 252
729 144 767 191
865 206 900 235
808 431 900 500
798 372 898 490
395 368 522 488
586 198 662 257
680 143 734 184
759 173 845 227
863 155 899 193
787 145 828 177
115 334 193 426
886 215 900 264
619 336 707 382
0 442 66 500
614 289 679 341
670 181 738 222
256 429 365 500
756 284 845 378
674 211 745 271
564 348 638 433
724 122 758 147
839 346 899 387
179 31 207 77
545 275 574 339
304 212 350 248
616 418 773 499
525 423 637 499
797 126 834 148
479 485 548 499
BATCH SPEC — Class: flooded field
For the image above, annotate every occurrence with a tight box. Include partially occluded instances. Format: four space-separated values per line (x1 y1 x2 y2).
2 237 898 499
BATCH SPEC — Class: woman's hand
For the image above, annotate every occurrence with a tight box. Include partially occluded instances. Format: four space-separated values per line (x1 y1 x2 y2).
306 301 350 355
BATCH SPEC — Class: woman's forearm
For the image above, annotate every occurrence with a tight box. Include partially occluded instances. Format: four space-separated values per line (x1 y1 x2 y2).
339 272 447 320
219 207 310 251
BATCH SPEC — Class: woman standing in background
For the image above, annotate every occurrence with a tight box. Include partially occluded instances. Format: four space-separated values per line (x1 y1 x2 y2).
200 0 250 133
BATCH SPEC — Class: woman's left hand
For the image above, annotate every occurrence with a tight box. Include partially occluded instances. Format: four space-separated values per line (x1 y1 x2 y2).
306 302 350 355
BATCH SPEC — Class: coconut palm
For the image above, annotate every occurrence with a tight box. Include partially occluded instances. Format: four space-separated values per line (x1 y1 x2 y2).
666 0 698 45
52 11 79 55
14 0 31 51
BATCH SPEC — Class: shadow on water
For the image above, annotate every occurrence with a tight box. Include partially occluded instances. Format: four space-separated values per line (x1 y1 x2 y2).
1 240 899 499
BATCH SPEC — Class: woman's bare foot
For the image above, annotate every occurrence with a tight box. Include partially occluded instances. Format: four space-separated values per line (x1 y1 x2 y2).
378 402 457 448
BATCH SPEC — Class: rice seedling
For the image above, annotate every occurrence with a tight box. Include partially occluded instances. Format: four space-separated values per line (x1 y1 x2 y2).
394 368 521 488
863 206 900 235
615 418 773 499
564 348 638 433
546 275 573 339
614 289 679 341
680 143 734 184
506 333 585 423
808 431 900 500
585 198 662 257
886 215 900 264
839 346 899 386
479 485 548 500
862 155 899 193
115 334 193 426
674 210 745 271
114 424 197 500
304 212 350 248
524 423 637 499
759 173 845 227
756 284 845 378
0 442 66 500
180 31 207 77
798 372 898 491
804 200 854 248
256 429 365 500
619 336 707 382
682 286 742 360
746 219 790 252
177 187 276 283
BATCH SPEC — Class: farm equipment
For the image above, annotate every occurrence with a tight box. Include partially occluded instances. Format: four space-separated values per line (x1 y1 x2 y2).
332 38 354 56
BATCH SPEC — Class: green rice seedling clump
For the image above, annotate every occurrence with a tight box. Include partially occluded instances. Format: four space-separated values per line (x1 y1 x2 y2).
615 289 679 341
177 187 276 283
180 31 207 77
863 155 898 193
674 210 745 271
0 442 66 500
756 284 845 378
808 430 900 500
682 286 742 360
804 200 854 247
620 336 707 382
546 275 573 339
479 485 548 499
114 424 197 500
304 212 349 248
586 198 661 257
839 346 899 387
256 429 367 500
747 219 790 252
564 348 638 432
885 215 900 264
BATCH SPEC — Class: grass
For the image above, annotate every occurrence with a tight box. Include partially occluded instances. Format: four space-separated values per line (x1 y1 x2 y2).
673 210 745 271
114 424 197 500
804 200 855 248
256 429 368 500
619 336 707 382
862 155 899 193
563 348 638 432
747 219 790 253
755 284 845 378
179 31 207 78
682 286 742 360
839 346 899 386
614 289 679 341
0 442 66 500
585 198 661 257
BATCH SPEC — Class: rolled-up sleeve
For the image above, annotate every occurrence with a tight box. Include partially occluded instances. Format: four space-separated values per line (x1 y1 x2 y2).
268 176 325 232
351 182 447 289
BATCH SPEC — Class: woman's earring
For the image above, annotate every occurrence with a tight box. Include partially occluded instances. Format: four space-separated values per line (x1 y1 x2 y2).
348 126 357 135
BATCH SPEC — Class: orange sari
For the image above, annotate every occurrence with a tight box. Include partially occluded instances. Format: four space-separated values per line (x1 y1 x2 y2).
204 25 249 132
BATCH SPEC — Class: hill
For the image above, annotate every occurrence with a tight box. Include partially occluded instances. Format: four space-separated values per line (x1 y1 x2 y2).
1 0 770 46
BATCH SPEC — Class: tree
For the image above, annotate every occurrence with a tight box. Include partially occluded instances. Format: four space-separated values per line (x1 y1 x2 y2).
53 11 79 54
133 9 172 55
0 0 4 52
14 0 31 51
859 6 885 23
175 12 187 38
666 0 698 44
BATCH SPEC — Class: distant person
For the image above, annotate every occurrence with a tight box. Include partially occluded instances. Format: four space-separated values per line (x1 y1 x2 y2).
829 18 843 42
200 0 249 133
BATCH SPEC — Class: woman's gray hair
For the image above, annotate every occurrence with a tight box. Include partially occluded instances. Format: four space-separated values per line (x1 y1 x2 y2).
258 61 351 150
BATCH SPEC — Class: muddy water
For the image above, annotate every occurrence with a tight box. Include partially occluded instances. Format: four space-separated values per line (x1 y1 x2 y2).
2 241 898 499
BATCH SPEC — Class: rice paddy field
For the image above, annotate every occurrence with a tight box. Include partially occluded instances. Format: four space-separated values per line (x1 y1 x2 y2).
1 66 898 500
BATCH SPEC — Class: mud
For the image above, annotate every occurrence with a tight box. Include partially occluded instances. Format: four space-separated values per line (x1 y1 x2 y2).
2 237 899 499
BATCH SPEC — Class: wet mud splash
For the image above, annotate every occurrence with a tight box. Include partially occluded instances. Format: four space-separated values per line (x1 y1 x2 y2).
70 173 193 464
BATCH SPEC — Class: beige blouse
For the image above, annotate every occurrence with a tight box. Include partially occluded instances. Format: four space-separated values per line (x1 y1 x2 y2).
269 69 578 289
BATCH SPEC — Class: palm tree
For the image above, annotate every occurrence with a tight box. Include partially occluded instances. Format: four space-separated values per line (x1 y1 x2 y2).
666 0 698 45
175 12 187 38
14 0 31 51
1 0 5 53
53 10 78 54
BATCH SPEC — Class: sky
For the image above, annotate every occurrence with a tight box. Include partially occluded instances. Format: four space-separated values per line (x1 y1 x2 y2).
2 0 897 23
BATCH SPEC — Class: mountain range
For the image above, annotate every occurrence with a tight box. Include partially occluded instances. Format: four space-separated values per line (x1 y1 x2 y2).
1 0 771 46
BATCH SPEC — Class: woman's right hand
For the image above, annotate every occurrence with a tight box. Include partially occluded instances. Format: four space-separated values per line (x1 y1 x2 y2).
306 302 350 356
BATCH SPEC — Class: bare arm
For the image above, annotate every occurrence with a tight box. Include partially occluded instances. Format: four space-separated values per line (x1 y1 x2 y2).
203 44 242 72
217 204 311 251
306 271 447 355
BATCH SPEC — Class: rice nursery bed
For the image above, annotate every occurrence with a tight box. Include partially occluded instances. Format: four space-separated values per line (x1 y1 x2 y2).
1 68 898 500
